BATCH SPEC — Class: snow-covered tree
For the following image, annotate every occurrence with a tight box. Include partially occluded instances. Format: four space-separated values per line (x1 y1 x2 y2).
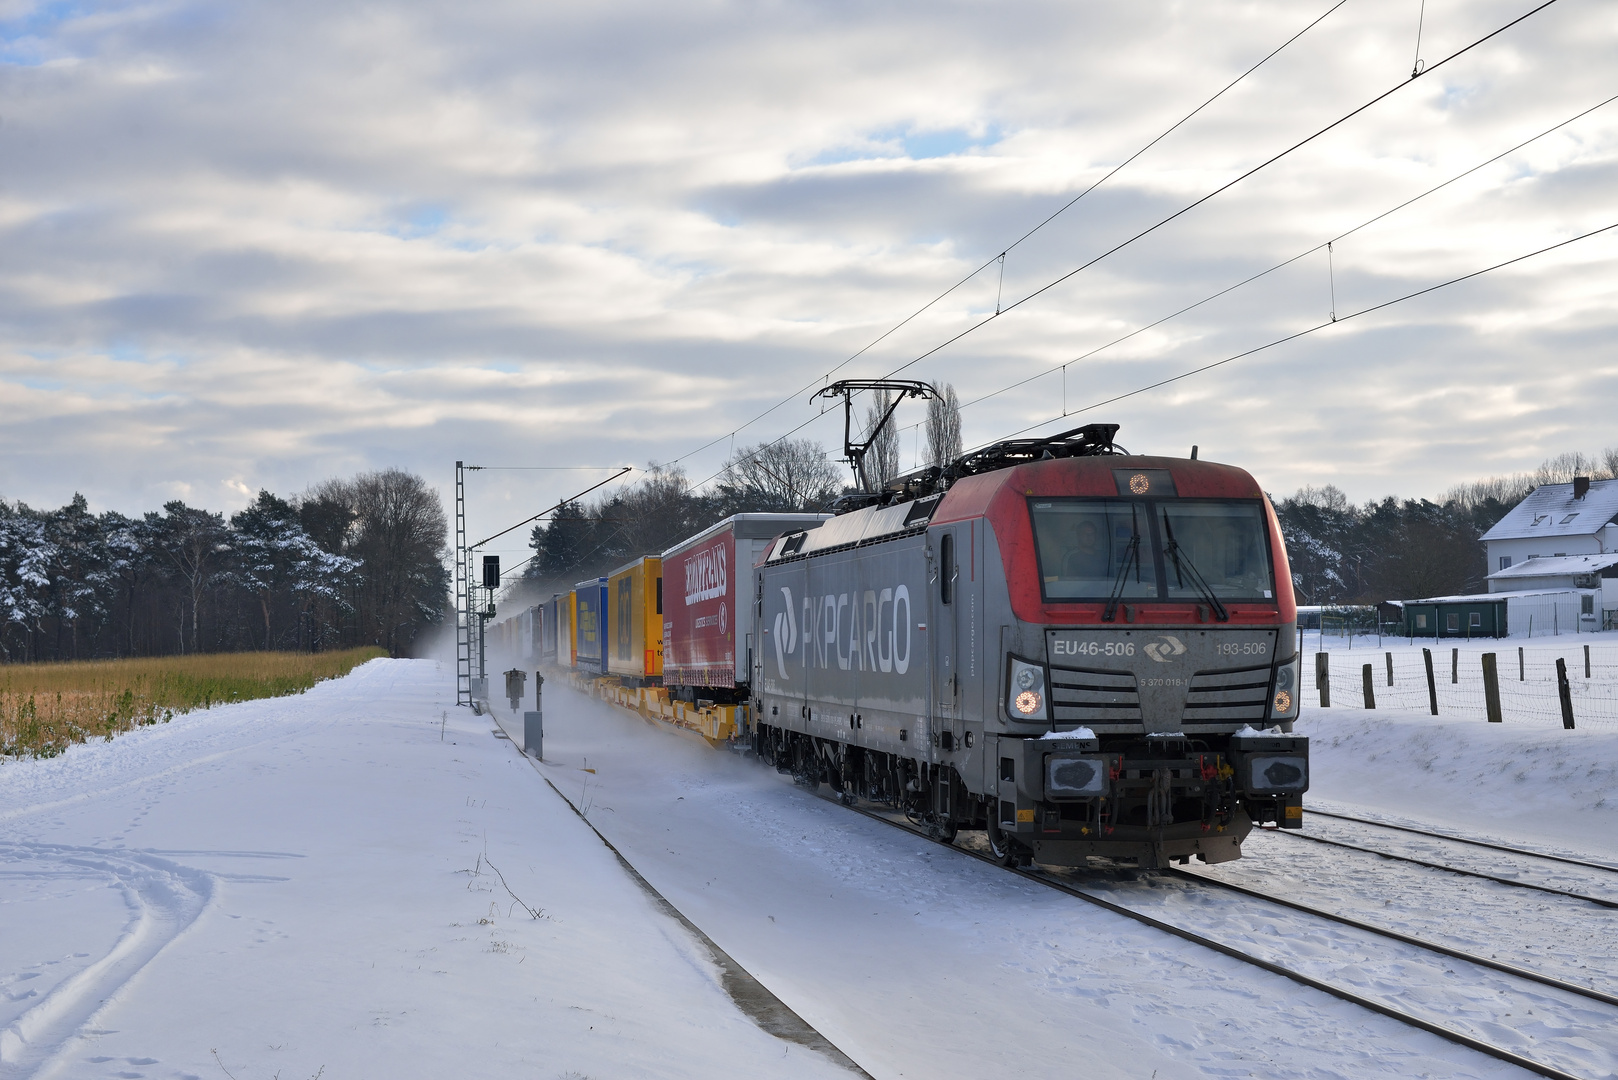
0 505 54 660
232 490 360 649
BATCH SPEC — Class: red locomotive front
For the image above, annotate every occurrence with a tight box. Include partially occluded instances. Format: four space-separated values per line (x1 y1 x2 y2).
754 423 1307 870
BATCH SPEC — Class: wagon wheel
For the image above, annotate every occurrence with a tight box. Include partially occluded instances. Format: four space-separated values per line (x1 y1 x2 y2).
793 742 820 789
985 817 1020 867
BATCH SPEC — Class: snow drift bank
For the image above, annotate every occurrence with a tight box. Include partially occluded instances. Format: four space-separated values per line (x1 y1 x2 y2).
1300 704 1618 859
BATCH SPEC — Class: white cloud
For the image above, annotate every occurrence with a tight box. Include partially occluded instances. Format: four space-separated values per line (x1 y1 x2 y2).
0 0 1614 527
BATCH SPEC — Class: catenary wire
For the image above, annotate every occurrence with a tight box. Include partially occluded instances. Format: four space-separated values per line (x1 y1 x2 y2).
876 0 1563 382
947 89 1618 415
469 468 632 549
657 0 1350 472
579 1 1563 499
973 219 1618 449
749 83 1615 469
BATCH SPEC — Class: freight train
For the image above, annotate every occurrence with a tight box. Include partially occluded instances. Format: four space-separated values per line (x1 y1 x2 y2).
489 423 1306 870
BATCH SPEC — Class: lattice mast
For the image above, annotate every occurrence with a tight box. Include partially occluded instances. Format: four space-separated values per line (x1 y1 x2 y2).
454 461 471 706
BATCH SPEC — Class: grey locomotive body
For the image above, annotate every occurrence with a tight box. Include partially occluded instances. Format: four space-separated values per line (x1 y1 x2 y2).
751 428 1306 869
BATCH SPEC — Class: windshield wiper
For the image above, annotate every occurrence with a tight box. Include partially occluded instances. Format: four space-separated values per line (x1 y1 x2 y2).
1102 505 1141 623
1161 512 1229 622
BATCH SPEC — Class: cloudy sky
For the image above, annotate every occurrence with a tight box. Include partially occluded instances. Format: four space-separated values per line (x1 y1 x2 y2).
1 0 1614 555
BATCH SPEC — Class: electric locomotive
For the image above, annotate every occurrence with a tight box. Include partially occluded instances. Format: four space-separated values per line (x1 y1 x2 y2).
751 423 1305 869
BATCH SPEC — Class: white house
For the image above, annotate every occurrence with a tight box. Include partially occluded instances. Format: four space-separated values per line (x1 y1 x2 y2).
1485 551 1618 592
1481 477 1618 581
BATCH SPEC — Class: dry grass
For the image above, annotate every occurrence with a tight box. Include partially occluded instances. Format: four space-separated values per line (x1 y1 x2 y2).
0 647 387 758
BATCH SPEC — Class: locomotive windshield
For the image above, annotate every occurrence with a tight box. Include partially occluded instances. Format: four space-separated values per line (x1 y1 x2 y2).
1031 498 1274 603
1029 500 1159 601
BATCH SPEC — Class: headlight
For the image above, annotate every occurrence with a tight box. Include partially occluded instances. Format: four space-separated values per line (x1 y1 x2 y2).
1249 754 1308 793
1270 656 1300 718
1007 657 1048 721
1047 754 1107 797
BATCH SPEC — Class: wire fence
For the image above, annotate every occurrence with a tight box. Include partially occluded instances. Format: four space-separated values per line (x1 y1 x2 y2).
1308 641 1618 731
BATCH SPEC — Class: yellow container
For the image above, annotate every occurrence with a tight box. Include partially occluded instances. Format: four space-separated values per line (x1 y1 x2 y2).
564 591 579 667
606 556 664 681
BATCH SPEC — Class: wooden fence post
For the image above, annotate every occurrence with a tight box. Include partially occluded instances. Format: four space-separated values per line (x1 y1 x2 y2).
1316 651 1330 708
1482 652 1502 723
1556 657 1575 730
1518 646 1524 681
1451 647 1458 684
1423 648 1438 715
1385 651 1393 686
1585 644 1592 679
1362 664 1375 709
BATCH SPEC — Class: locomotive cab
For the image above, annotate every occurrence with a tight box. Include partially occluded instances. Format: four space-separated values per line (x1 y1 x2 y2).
752 423 1305 870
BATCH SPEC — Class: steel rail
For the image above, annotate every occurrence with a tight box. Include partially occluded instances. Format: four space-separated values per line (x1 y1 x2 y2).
547 685 1596 1080
1304 809 1618 874
1263 828 1618 909
1170 867 1618 1008
823 798 1585 1080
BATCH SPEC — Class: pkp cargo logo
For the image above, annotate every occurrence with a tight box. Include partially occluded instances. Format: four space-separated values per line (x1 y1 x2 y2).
773 584 911 679
1144 635 1186 663
773 588 797 677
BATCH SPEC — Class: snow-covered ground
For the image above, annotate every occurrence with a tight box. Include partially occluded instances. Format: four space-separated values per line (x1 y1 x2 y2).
0 660 850 1080
1305 630 1618 730
4 658 1618 1079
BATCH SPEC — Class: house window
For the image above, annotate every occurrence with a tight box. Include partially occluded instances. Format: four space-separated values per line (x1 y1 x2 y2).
1499 555 1513 571
1416 614 1428 629
1561 514 1579 524
1583 595 1595 615
1469 612 1482 629
1446 613 1460 632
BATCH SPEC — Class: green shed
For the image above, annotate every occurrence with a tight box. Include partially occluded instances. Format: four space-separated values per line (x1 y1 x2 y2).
1399 595 1508 638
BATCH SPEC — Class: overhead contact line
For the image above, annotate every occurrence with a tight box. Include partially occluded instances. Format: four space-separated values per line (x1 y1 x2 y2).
953 88 1618 416
878 0 1564 382
971 218 1618 449
688 195 1612 497
672 0 1567 495
660 0 1349 472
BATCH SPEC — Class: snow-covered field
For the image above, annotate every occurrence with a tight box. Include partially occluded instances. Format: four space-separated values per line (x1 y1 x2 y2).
1306 630 1618 731
4 658 1618 1079
0 661 850 1080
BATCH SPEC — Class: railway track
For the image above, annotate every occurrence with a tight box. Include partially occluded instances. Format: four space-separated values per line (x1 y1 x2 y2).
1263 823 1618 910
1304 807 1618 874
831 794 1614 1080
511 698 1617 1078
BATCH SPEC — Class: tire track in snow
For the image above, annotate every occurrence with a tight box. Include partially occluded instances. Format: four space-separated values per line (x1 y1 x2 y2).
0 751 247 828
0 845 213 1080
